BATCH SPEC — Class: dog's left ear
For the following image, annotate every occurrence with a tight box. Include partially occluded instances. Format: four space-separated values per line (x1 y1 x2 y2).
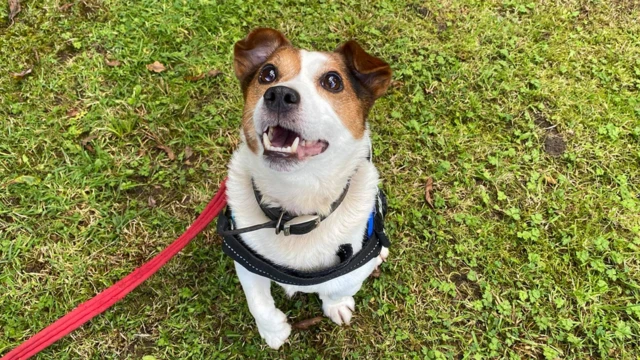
234 28 291 85
335 40 392 100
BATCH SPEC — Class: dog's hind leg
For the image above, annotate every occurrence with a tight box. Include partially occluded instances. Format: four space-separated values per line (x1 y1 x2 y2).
235 262 291 349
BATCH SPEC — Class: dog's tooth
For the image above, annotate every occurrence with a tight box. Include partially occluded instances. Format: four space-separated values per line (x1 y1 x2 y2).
283 146 292 153
301 140 306 147
291 137 299 153
268 126 274 140
263 133 271 147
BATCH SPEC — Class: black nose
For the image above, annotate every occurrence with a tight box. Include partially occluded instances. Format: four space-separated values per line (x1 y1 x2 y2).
263 86 300 112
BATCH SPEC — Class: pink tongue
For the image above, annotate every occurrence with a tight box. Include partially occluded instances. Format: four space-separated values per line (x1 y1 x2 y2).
296 142 325 159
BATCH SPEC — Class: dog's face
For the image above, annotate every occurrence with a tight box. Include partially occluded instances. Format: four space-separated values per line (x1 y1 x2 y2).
234 28 392 172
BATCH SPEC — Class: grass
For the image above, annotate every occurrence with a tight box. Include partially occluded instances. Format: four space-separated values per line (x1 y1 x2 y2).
1 0 639 358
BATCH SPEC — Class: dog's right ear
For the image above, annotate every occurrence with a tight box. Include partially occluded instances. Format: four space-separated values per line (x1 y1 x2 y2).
234 28 291 85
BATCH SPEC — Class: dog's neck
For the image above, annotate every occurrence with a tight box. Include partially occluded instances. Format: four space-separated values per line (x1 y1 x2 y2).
246 135 371 217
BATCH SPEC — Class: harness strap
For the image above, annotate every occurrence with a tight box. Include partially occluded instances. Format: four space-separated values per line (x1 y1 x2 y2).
217 189 389 286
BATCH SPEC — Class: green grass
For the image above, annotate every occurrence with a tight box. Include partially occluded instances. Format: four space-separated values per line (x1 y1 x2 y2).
1 0 640 358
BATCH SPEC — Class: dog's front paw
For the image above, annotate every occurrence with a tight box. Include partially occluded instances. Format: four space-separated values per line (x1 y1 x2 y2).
322 296 355 326
256 309 291 349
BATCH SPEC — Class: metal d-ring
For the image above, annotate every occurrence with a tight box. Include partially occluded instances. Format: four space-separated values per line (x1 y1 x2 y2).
274 210 286 235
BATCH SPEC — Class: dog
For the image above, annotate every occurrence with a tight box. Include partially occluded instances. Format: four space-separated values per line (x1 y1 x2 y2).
223 28 392 349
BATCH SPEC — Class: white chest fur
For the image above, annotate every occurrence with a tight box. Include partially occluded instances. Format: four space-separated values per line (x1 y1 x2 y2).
225 143 380 273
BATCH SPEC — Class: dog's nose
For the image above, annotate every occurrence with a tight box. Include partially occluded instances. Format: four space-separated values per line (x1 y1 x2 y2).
263 86 300 112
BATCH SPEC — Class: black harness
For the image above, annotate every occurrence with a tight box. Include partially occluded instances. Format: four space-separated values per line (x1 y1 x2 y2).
217 180 390 286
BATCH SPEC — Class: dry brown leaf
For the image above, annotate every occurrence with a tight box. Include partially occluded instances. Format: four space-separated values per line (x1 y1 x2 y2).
80 135 97 153
544 175 557 185
207 69 221 77
292 316 323 330
184 73 205 82
156 144 175 160
370 267 382 278
148 196 157 208
185 69 221 82
105 59 121 67
59 3 73 11
390 80 404 89
12 67 32 80
183 146 193 160
66 108 79 118
425 177 434 208
9 0 21 25
146 61 166 73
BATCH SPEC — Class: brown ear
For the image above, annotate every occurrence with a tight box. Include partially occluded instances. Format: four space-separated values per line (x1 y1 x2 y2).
335 40 392 100
234 28 291 85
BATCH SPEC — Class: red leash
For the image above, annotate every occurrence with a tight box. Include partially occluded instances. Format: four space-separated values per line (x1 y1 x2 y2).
1 180 227 360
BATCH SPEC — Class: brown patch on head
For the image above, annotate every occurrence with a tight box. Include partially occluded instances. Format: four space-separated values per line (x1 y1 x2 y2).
234 29 301 153
234 29 299 153
313 42 392 139
315 54 368 138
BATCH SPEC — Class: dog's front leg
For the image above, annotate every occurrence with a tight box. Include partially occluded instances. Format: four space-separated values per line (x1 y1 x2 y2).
235 262 291 349
319 280 365 326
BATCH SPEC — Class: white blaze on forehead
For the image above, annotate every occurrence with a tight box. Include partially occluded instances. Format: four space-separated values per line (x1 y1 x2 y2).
298 50 330 79
276 50 330 93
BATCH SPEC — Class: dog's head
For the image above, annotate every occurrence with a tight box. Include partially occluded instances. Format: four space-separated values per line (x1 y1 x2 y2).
234 28 392 172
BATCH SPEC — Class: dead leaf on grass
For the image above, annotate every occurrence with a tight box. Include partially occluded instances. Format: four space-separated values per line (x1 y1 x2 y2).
184 73 205 82
148 196 157 208
105 58 121 67
292 316 323 330
66 108 79 117
207 69 221 77
146 61 166 73
184 69 222 82
9 0 21 25
59 3 73 11
184 146 193 160
544 175 557 185
425 177 434 208
156 144 175 160
370 267 382 278
12 67 32 80
80 135 97 153
390 80 404 89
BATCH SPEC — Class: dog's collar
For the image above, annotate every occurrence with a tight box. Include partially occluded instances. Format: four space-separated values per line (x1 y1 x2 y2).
251 179 350 236
220 149 371 237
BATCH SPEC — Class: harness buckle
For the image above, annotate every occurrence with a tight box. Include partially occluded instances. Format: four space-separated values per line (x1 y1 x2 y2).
282 214 321 236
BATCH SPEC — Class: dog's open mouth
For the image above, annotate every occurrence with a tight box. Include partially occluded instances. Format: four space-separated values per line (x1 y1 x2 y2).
261 126 328 160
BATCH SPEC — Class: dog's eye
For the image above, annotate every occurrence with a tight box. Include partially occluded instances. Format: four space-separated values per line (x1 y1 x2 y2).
259 65 277 84
320 72 343 93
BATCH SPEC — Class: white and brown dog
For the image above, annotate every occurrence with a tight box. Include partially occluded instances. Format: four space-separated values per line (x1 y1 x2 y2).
224 28 392 349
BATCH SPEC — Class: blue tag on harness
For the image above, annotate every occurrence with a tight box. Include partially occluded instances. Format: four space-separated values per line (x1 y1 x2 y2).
366 211 375 238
